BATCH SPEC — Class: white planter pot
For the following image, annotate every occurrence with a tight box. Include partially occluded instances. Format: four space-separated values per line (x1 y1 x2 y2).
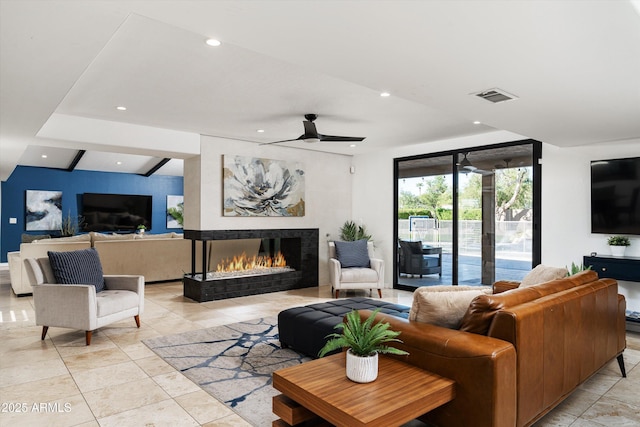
346 349 378 383
610 246 626 257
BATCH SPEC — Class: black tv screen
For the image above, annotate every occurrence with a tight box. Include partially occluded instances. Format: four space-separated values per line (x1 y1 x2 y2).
81 193 152 232
591 157 640 235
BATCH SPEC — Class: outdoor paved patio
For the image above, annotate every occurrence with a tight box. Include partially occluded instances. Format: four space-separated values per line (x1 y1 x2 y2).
397 253 531 288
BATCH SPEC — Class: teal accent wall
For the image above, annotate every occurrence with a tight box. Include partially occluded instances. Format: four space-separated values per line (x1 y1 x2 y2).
1 166 183 262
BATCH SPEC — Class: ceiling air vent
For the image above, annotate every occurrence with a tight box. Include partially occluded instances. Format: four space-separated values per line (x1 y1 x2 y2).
474 88 518 103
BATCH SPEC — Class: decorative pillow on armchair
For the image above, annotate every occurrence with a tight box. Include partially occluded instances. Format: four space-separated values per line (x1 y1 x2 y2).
520 264 568 287
334 239 370 268
409 286 490 329
47 248 106 292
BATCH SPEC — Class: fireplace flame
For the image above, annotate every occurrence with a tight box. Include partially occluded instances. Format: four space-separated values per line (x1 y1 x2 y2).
216 252 288 273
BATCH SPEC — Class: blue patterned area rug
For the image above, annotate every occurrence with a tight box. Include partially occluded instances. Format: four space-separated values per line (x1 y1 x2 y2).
142 317 310 426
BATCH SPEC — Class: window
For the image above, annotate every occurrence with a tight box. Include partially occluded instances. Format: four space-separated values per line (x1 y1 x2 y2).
394 140 541 289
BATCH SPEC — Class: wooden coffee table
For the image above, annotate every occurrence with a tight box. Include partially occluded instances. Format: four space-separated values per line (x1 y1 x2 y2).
272 352 455 427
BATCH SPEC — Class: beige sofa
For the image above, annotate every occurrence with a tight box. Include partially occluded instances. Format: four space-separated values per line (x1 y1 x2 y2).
93 233 193 283
95 235 261 282
9 232 261 295
8 238 92 296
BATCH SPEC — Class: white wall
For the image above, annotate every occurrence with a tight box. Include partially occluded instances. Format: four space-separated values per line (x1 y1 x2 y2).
541 138 640 311
185 135 353 285
352 131 640 310
185 132 640 307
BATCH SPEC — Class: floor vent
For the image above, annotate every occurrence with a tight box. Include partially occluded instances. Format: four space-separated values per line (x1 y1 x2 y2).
474 88 518 103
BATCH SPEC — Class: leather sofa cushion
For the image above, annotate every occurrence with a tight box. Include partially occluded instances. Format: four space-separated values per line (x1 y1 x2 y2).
459 270 598 335
409 286 491 329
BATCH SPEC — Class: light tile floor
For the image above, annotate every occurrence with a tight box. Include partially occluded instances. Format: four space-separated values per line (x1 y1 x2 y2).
0 280 638 427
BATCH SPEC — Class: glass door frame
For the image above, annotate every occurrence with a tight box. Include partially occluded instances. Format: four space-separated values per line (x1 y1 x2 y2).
393 139 542 290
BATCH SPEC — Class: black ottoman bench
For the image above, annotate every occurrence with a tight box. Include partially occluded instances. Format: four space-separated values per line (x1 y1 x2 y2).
277 297 410 358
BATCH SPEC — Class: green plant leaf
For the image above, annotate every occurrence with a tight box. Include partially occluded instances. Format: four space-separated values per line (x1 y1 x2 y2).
318 309 409 358
339 221 372 242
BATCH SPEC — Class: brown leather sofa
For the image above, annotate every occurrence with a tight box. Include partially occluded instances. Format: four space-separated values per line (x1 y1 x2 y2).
367 270 626 427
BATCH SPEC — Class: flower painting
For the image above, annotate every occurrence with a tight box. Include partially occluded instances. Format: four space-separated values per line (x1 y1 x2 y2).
223 156 305 217
26 190 63 231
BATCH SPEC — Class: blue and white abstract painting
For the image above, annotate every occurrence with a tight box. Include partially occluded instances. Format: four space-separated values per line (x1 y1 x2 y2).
26 190 62 231
223 155 305 217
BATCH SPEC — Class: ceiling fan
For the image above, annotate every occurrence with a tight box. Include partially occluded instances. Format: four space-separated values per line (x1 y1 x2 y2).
458 152 493 176
494 158 512 170
260 114 366 146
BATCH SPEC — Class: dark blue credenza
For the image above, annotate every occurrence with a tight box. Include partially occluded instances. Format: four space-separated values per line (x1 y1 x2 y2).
584 255 640 332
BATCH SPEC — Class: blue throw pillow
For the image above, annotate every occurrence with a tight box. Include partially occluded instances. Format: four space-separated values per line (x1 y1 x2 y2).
48 248 106 292
334 239 371 268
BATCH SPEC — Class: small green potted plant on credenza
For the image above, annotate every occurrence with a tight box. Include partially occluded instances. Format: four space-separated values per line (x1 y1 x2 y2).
137 224 146 235
607 235 631 257
318 309 408 383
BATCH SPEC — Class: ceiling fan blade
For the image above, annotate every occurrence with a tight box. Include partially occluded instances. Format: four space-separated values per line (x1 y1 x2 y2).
473 168 494 176
259 135 304 146
317 134 366 142
262 114 365 146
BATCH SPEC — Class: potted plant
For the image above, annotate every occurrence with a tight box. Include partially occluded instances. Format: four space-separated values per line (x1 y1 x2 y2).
339 220 371 242
137 224 146 235
607 235 631 257
566 262 592 276
318 309 408 383
60 210 84 237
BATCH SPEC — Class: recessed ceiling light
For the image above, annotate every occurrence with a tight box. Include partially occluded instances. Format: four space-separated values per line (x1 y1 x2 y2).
116 106 127 111
257 129 265 133
206 38 221 47
473 121 481 125
116 161 122 165
41 154 47 159
350 144 357 148
380 92 391 97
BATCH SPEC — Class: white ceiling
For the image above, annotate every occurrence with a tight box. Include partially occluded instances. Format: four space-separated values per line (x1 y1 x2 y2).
1 1 639 181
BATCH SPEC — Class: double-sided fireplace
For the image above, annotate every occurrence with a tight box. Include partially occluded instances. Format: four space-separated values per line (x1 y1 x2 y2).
183 229 319 302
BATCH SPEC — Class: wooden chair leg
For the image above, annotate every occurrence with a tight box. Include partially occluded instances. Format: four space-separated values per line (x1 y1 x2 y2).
134 315 140 328
41 326 49 340
85 331 92 346
377 289 382 298
335 289 340 298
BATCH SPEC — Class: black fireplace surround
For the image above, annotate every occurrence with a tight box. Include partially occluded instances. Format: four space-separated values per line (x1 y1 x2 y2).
182 228 319 302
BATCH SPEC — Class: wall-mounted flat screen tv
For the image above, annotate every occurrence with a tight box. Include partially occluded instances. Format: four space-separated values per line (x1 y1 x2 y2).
591 157 640 235
81 193 152 232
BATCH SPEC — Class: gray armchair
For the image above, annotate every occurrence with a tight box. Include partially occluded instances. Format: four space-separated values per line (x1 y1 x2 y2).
398 240 442 278
24 257 144 345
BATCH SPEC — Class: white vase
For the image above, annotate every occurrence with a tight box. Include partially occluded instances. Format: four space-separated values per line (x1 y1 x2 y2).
610 246 626 257
345 349 378 383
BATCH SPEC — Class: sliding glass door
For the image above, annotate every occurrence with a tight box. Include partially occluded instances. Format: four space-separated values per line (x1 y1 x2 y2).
394 140 541 289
